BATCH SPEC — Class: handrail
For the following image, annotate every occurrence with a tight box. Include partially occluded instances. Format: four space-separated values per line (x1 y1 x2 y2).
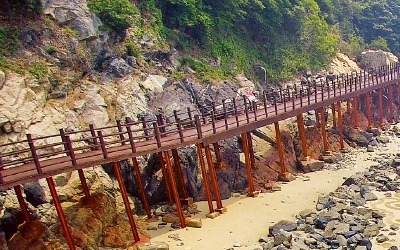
0 63 399 189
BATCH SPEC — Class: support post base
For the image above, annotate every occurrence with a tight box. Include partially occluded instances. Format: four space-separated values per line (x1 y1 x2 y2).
206 212 220 219
215 207 227 214
180 197 194 206
247 191 260 197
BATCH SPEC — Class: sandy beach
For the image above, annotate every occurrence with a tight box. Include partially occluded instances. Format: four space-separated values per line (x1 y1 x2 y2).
148 129 400 250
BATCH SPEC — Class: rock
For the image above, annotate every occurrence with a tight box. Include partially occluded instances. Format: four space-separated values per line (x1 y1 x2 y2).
299 159 324 173
269 220 297 236
363 192 377 201
7 220 48 250
273 229 292 246
42 0 101 40
375 234 389 243
136 241 169 250
23 182 47 207
360 50 398 70
108 57 133 77
376 136 390 144
141 75 167 94
0 70 5 88
185 218 202 228
298 209 316 219
366 145 374 152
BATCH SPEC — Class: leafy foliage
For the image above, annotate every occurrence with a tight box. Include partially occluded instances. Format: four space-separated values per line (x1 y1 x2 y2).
87 0 138 31
0 28 20 57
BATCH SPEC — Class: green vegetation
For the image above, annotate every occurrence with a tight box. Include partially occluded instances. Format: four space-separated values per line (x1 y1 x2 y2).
29 62 48 80
0 28 20 57
87 0 139 32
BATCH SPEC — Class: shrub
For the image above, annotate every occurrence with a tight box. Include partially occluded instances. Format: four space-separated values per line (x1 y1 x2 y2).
0 27 19 57
29 62 48 80
87 0 138 32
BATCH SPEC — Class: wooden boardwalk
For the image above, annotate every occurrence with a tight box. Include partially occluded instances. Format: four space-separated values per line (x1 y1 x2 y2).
1 65 399 191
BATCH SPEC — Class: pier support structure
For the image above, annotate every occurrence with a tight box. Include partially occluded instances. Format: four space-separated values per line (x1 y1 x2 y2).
14 185 31 223
131 157 152 219
331 104 337 128
388 84 394 123
352 97 358 129
46 177 76 250
158 152 173 205
113 162 141 242
337 101 345 151
296 114 308 161
366 92 373 128
274 122 288 179
378 88 384 126
241 132 257 197
205 145 226 214
319 107 329 154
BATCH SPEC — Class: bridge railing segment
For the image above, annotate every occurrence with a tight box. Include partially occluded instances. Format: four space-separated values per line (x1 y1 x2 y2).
0 63 399 188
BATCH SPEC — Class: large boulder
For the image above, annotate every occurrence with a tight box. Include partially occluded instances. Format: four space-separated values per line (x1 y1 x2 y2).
42 0 102 40
328 53 361 75
359 50 398 70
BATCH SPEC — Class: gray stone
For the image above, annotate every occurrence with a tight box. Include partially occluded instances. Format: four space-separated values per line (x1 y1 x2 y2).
363 224 379 237
375 234 389 243
363 192 378 201
108 58 133 77
299 209 316 219
376 136 390 144
336 234 347 246
269 220 297 236
0 70 5 88
273 229 292 246
137 241 169 250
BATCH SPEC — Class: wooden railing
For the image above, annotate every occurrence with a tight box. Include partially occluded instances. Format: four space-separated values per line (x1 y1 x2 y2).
0 63 399 190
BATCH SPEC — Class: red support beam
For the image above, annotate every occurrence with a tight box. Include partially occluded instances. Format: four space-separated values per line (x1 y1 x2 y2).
379 88 384 126
112 162 140 242
246 132 256 171
366 92 372 128
296 114 308 160
346 100 351 113
388 84 394 123
14 185 31 223
205 144 225 212
171 149 188 199
163 151 186 228
158 152 173 205
352 97 358 128
274 122 287 175
196 143 215 215
331 104 337 128
213 142 222 165
77 169 90 198
315 109 320 128
241 133 256 196
337 101 345 150
320 107 329 154
131 157 152 219
46 177 76 250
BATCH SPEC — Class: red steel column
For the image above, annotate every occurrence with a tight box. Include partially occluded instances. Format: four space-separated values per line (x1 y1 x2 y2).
315 109 320 128
113 162 140 241
171 149 188 199
77 169 90 198
205 144 225 212
352 97 358 128
46 177 76 250
241 133 256 196
379 88 384 126
337 101 345 150
14 185 31 223
246 132 256 171
213 142 222 166
388 84 394 123
366 92 372 128
320 107 329 154
331 104 337 128
163 151 186 228
158 152 173 205
274 122 287 175
346 100 351 113
131 157 152 219
196 143 215 215
296 114 308 160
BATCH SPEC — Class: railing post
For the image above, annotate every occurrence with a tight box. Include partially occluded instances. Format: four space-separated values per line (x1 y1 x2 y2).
233 98 239 127
116 120 126 145
307 82 311 105
65 136 77 167
89 124 99 150
125 117 136 153
252 101 257 121
153 122 161 147
313 81 317 103
211 111 216 134
0 153 4 184
156 114 166 138
27 134 42 174
97 131 108 159
243 96 250 123
187 107 193 127
274 96 278 115
222 100 228 130
320 79 324 101
141 117 150 140
195 115 203 139
262 93 269 118
176 118 184 143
